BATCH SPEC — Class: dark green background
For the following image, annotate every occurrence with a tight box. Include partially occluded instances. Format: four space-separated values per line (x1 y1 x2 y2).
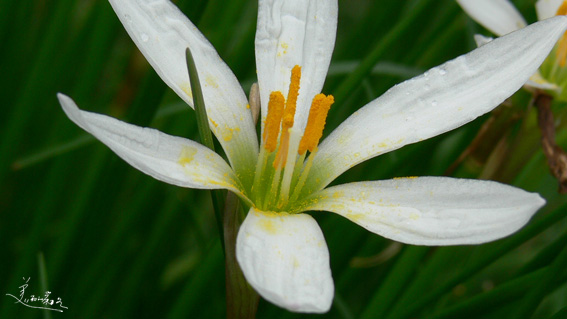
1 0 566 318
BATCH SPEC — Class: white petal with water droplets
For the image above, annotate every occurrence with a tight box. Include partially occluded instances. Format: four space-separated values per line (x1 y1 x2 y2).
457 0 526 36
255 0 338 133
236 207 334 313
108 0 258 182
303 177 545 245
306 17 567 192
57 94 248 198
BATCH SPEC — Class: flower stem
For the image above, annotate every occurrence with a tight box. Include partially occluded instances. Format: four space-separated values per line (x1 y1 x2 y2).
534 91 567 193
186 47 225 250
223 192 259 319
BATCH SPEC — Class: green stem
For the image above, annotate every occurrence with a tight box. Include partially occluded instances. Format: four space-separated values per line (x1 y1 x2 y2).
186 47 225 250
223 192 259 319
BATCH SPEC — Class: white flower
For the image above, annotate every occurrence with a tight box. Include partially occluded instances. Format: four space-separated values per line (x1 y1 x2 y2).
457 0 567 97
57 0 567 313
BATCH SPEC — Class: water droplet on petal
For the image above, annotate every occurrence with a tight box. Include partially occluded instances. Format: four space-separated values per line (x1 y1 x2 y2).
431 100 438 106
438 69 447 75
124 14 132 23
140 33 149 42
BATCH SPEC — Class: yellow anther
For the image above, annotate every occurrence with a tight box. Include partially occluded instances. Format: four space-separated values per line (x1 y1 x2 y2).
556 1 567 67
284 65 301 127
273 65 301 168
298 94 334 155
263 91 285 152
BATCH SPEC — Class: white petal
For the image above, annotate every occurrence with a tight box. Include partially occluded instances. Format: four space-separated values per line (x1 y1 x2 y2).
57 94 248 198
474 34 493 47
255 0 338 133
457 0 527 36
236 207 333 313
302 177 545 245
526 71 559 90
536 0 564 21
306 16 567 192
108 0 258 182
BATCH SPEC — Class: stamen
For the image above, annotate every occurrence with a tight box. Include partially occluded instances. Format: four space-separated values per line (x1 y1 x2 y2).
556 1 567 67
263 91 285 152
558 33 567 67
298 94 334 155
557 1 567 16
286 65 301 116
273 65 301 168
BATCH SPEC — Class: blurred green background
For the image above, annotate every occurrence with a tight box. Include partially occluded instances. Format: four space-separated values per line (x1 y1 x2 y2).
1 0 566 318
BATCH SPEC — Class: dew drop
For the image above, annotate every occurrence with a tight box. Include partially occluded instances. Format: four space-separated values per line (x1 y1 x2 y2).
438 69 446 75
431 100 438 107
140 33 149 42
124 14 132 23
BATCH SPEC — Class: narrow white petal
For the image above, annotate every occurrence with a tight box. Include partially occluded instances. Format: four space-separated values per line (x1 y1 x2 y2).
57 94 248 198
307 16 567 192
536 0 564 20
108 0 258 181
236 207 334 313
526 72 559 90
474 34 493 47
457 0 527 36
255 0 338 133
303 177 545 245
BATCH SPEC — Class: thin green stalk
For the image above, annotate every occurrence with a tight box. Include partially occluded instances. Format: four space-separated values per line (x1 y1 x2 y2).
0 156 74 317
37 252 52 319
185 47 225 250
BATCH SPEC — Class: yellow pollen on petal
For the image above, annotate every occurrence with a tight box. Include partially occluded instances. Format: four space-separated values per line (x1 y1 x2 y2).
556 1 567 67
298 94 334 155
263 91 285 152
